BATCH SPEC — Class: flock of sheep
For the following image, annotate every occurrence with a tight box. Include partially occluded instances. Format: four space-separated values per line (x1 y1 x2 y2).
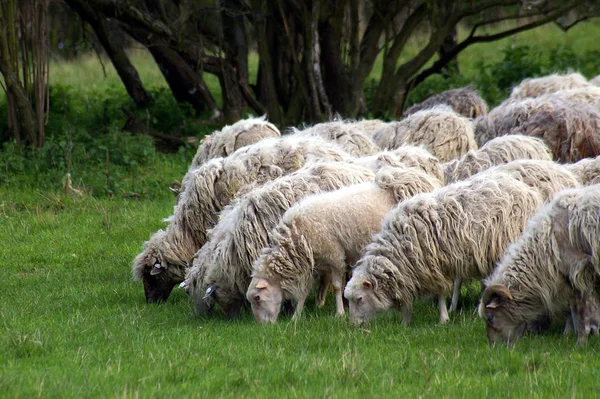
133 72 600 346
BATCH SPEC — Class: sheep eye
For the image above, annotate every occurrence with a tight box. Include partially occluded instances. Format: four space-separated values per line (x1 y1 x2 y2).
486 313 495 323
356 297 363 304
254 295 260 302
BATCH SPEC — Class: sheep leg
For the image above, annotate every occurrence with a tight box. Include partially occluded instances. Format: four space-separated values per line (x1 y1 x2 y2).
438 295 449 324
449 278 461 313
401 303 413 326
563 310 575 335
292 290 309 322
331 271 346 317
316 272 332 308
574 290 588 345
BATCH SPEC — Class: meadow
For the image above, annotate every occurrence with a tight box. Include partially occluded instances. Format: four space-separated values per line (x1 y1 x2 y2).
2 21 600 398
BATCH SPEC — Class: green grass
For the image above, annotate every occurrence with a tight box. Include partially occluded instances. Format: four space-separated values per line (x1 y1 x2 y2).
2 184 600 398
4 20 600 398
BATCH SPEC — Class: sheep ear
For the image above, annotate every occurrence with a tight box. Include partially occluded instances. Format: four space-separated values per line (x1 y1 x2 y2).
362 281 372 289
483 284 512 309
150 263 164 276
203 285 217 299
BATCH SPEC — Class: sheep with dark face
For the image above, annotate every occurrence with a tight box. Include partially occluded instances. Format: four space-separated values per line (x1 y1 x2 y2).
403 86 488 119
480 184 600 345
372 105 477 162
443 135 552 184
183 162 375 317
133 136 349 303
247 166 443 323
191 116 281 167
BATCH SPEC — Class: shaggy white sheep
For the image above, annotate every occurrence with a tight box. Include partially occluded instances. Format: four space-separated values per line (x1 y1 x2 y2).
443 135 552 184
480 184 600 345
403 87 488 119
510 73 590 100
372 105 477 162
566 155 600 186
344 172 552 326
247 166 443 323
191 116 280 167
133 135 349 303
183 162 375 317
292 121 380 156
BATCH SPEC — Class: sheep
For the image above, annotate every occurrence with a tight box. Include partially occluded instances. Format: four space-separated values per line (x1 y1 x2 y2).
589 75 600 87
343 165 579 327
510 72 590 100
565 155 600 186
349 145 444 181
133 136 349 303
183 162 376 318
351 119 389 138
541 87 600 110
247 166 443 323
403 87 488 119
510 101 600 163
372 105 477 162
292 121 380 157
479 184 600 345
443 135 552 184
191 116 280 167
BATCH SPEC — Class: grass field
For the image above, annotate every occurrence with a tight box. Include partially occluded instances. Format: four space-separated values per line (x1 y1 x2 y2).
3 21 600 398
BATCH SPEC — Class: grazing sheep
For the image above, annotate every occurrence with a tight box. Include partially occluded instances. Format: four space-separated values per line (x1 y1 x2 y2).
510 73 590 100
351 119 389 137
184 162 375 317
344 172 552 326
133 136 349 303
350 145 443 181
510 101 600 163
372 105 477 162
404 87 488 119
443 135 552 184
480 184 600 345
566 155 600 186
292 121 380 156
191 116 280 167
247 166 443 323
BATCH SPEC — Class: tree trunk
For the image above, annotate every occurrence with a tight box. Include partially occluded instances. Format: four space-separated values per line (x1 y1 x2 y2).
65 0 153 107
220 0 249 85
148 45 218 116
439 27 459 77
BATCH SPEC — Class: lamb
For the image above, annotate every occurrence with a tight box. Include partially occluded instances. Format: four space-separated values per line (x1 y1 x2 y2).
247 166 443 323
343 166 579 327
565 155 600 186
403 87 488 119
292 121 380 157
510 73 590 100
349 145 443 181
372 105 477 162
479 184 600 345
133 136 349 303
191 116 280 167
183 162 375 318
443 135 552 184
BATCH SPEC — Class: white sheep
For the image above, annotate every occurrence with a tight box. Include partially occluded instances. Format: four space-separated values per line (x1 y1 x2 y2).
183 162 375 317
191 116 280 167
246 166 443 323
565 155 600 186
292 120 380 157
480 184 600 345
133 135 349 303
372 105 477 162
510 73 590 100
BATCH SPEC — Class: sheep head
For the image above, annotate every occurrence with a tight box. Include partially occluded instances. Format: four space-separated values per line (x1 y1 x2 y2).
201 283 245 319
344 276 379 326
479 284 526 345
247 277 282 324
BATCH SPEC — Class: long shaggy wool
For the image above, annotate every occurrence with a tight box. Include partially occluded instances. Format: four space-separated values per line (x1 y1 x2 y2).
351 119 389 138
481 184 600 326
350 145 443 181
372 105 477 162
540 87 600 110
132 135 349 289
510 73 590 100
510 101 600 162
292 121 380 156
443 135 552 184
191 116 280 167
345 173 544 314
403 87 488 119
589 75 600 87
251 166 443 303
566 155 600 186
184 162 376 315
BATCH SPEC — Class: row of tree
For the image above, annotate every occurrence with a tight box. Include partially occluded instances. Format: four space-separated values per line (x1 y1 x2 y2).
1 0 597 147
